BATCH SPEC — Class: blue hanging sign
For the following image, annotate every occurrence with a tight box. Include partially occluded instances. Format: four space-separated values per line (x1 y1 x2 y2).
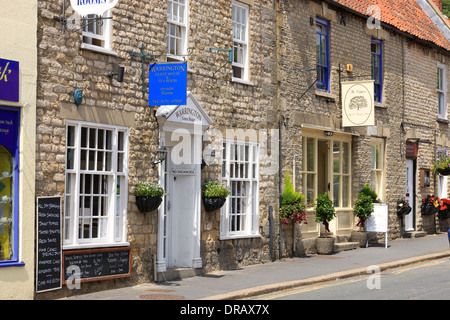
148 63 187 106
0 58 19 102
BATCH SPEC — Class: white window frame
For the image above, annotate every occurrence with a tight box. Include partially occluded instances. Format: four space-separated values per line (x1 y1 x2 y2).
437 63 447 119
221 139 260 239
437 147 448 198
81 10 115 55
370 139 385 202
167 0 188 61
232 1 249 82
64 121 129 249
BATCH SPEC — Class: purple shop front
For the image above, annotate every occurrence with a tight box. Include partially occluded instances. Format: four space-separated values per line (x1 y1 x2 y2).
0 58 19 102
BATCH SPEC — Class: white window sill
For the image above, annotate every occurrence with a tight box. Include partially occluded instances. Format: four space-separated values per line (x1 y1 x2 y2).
231 77 254 86
220 234 261 241
63 242 130 251
80 43 118 56
437 117 449 123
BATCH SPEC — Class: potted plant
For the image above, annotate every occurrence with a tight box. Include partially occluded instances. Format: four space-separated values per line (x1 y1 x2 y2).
421 195 440 215
314 192 336 254
353 184 375 229
135 181 164 212
351 184 375 247
202 179 231 212
279 173 307 225
432 152 450 176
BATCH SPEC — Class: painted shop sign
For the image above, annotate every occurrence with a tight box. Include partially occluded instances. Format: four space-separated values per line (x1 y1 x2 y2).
342 80 375 127
0 58 19 102
148 63 187 106
70 0 119 17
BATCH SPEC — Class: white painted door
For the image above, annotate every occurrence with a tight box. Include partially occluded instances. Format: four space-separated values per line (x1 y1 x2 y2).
405 159 415 231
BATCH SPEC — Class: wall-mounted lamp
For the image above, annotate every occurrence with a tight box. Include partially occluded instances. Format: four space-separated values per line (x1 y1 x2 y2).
152 146 167 168
108 65 125 82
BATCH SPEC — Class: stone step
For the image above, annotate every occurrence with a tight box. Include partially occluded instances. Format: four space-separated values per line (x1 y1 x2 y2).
403 231 427 238
333 241 360 253
157 267 203 282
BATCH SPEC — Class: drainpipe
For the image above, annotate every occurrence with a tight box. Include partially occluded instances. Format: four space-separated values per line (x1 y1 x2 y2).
278 118 282 260
293 154 298 254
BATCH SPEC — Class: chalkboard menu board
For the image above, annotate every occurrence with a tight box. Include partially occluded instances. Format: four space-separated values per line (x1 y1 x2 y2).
63 247 131 283
36 196 62 293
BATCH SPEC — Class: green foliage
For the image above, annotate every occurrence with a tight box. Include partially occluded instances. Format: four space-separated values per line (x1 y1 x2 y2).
314 192 335 223
353 193 374 220
281 172 305 205
135 181 164 197
443 0 450 17
202 179 231 198
279 172 307 224
359 183 379 203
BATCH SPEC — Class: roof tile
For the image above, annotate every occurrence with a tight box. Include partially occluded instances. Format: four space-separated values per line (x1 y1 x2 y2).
331 0 450 50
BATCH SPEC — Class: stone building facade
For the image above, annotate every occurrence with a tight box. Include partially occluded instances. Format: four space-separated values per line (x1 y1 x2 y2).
33 0 448 299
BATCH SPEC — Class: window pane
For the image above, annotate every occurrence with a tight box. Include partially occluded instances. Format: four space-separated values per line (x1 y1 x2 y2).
0 146 13 261
342 175 350 207
306 138 315 171
333 175 340 207
342 142 349 174
333 142 340 173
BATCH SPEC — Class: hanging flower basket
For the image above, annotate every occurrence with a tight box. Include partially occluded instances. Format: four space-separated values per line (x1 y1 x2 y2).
421 195 440 215
202 179 230 212
135 181 164 213
136 196 162 212
397 199 411 217
436 167 450 176
438 198 450 219
202 196 226 212
433 152 450 175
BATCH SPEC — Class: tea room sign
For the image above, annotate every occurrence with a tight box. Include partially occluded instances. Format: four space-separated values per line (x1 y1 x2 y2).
342 80 375 127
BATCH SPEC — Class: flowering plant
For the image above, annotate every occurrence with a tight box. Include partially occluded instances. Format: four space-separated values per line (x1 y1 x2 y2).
432 151 450 173
422 195 440 208
438 198 450 211
279 173 307 224
135 181 164 197
421 195 440 215
202 179 231 198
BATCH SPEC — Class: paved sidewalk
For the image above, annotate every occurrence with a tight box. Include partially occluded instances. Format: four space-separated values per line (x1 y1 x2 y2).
61 233 450 300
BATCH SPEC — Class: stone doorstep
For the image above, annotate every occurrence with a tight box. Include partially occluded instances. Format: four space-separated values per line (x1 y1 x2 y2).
333 241 360 253
157 267 203 282
403 231 428 238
